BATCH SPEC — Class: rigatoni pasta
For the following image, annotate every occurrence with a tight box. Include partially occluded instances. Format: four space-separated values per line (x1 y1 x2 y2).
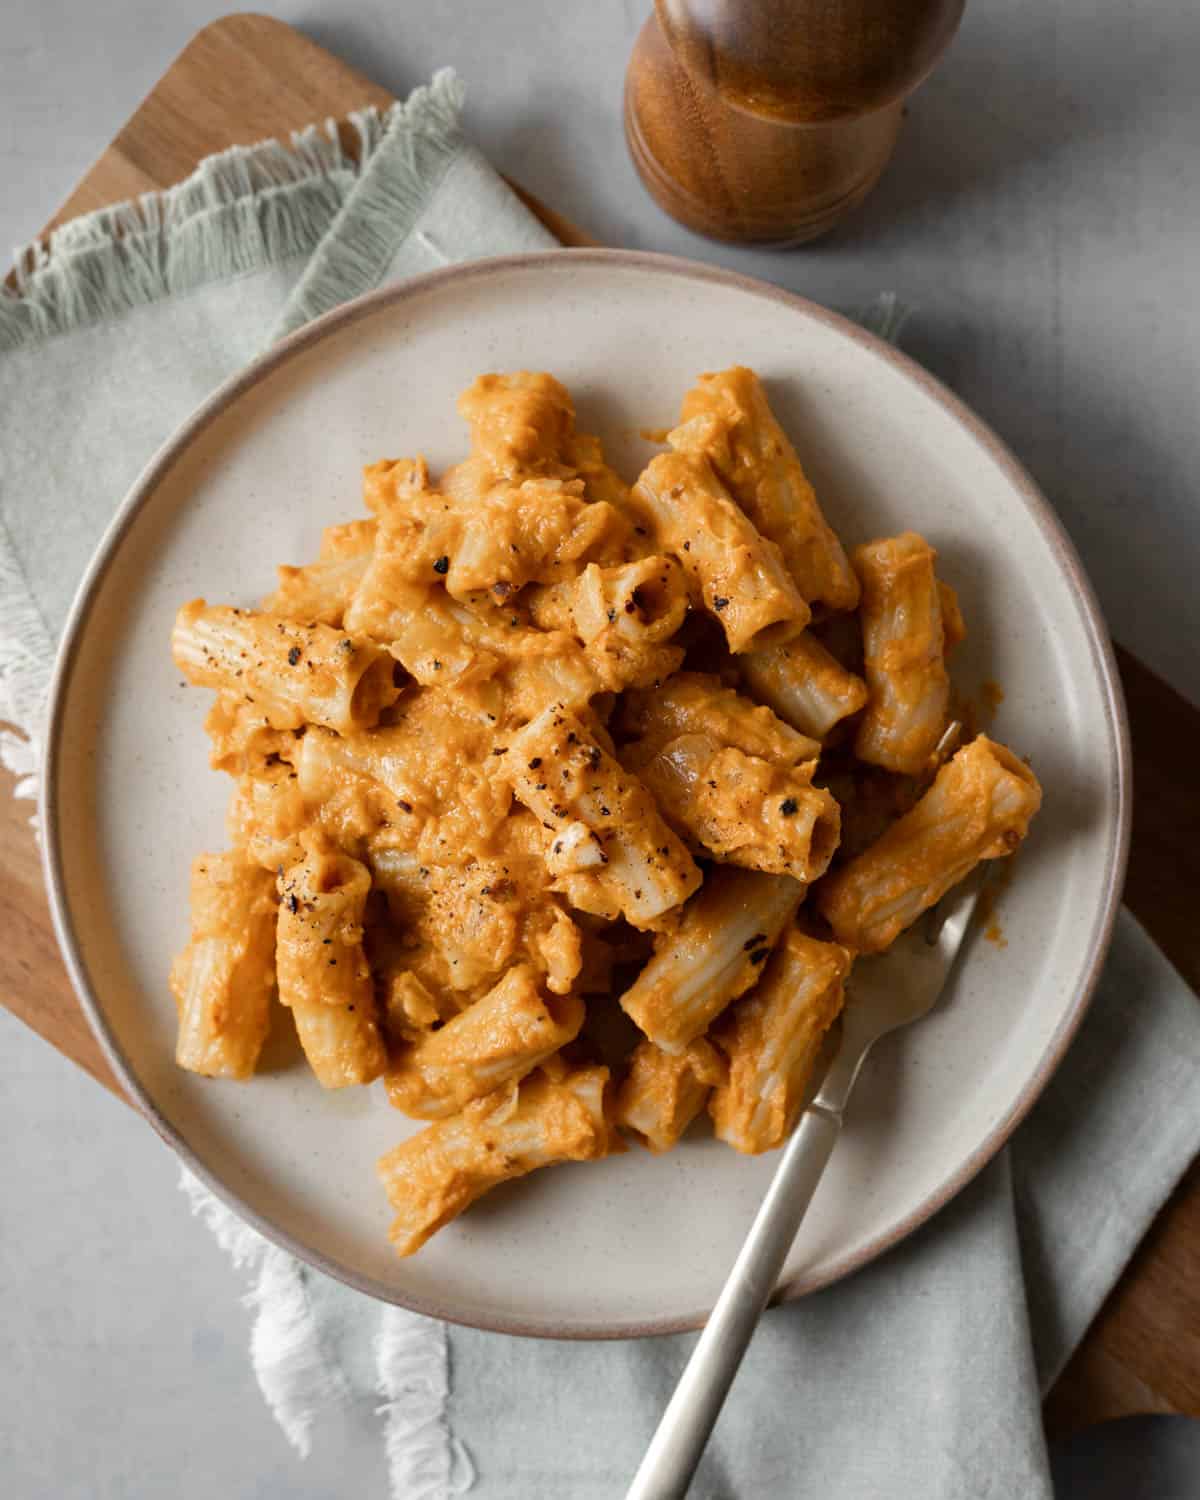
618 672 839 884
275 835 386 1088
818 736 1042 953
173 601 399 734
504 704 702 929
852 532 953 775
618 869 804 1054
170 365 1041 1257
672 365 860 612
170 851 277 1080
614 1038 726 1153
737 631 869 741
632 451 810 652
384 965 584 1119
526 555 689 691
378 1064 619 1257
709 929 851 1154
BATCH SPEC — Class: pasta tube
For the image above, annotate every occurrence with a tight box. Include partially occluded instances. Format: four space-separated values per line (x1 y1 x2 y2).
852 533 952 775
441 481 617 599
173 601 399 734
385 965 585 1119
203 694 298 776
362 478 617 602
345 571 602 715
565 429 642 525
673 366 859 611
370 944 451 1047
290 998 387 1092
632 451 810 652
458 370 576 475
276 836 385 1087
615 1038 726 1152
619 869 803 1053
737 631 869 740
170 851 277 1079
262 553 374 627
620 672 820 764
818 735 1043 953
225 763 306 872
378 1063 618 1256
527 555 690 691
709 929 851 1154
620 674 839 883
939 579 967 652
361 455 435 517
444 398 635 551
320 518 379 560
298 714 514 861
261 515 379 626
504 704 702 929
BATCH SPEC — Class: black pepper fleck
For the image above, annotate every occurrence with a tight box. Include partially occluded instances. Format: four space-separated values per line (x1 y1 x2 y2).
780 798 799 817
713 596 729 611
433 555 450 575
287 646 302 666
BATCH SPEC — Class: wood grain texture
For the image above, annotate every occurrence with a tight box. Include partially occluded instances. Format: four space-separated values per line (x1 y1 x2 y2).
40 14 394 239
624 1 962 244
3 9 1196 1432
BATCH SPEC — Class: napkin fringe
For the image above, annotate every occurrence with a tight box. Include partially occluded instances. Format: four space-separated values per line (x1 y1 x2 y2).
376 1307 475 1500
276 69 466 336
855 290 913 344
180 1169 350 1460
181 1168 467 1496
0 515 55 798
0 121 366 351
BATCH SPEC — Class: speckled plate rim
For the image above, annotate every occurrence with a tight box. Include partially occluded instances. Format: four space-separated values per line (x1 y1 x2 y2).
40 248 1132 1340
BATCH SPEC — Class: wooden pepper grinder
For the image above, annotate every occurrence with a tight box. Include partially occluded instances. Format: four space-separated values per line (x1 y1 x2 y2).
625 0 965 245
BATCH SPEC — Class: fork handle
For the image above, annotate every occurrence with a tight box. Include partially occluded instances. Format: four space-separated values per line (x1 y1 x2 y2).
625 1104 842 1500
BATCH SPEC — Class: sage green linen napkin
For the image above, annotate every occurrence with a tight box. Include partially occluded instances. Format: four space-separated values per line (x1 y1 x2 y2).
2 70 1197 1500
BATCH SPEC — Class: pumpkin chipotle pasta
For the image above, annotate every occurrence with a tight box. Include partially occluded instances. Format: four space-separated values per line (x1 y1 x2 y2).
170 367 1041 1255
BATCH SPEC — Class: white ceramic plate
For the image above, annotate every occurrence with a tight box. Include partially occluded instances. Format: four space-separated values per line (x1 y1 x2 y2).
43 251 1129 1338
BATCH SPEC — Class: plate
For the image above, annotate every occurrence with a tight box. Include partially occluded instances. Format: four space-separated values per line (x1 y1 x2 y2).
42 251 1130 1338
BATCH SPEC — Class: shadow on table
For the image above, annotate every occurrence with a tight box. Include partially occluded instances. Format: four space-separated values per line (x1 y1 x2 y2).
813 7 1147 256
1051 1414 1200 1499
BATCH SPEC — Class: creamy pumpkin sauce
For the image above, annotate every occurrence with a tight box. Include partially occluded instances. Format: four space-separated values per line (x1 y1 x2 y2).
170 368 1042 1257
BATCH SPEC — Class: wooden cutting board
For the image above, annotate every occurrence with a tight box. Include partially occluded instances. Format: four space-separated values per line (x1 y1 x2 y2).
6 9 1197 1438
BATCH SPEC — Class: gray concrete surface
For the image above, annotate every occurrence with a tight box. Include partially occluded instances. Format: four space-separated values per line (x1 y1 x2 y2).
2 2 1199 1495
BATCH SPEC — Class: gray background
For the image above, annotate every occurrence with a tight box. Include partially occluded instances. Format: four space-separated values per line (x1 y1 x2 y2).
1 2 1197 1496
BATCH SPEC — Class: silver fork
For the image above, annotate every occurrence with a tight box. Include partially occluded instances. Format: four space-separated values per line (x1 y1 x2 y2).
626 864 986 1500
